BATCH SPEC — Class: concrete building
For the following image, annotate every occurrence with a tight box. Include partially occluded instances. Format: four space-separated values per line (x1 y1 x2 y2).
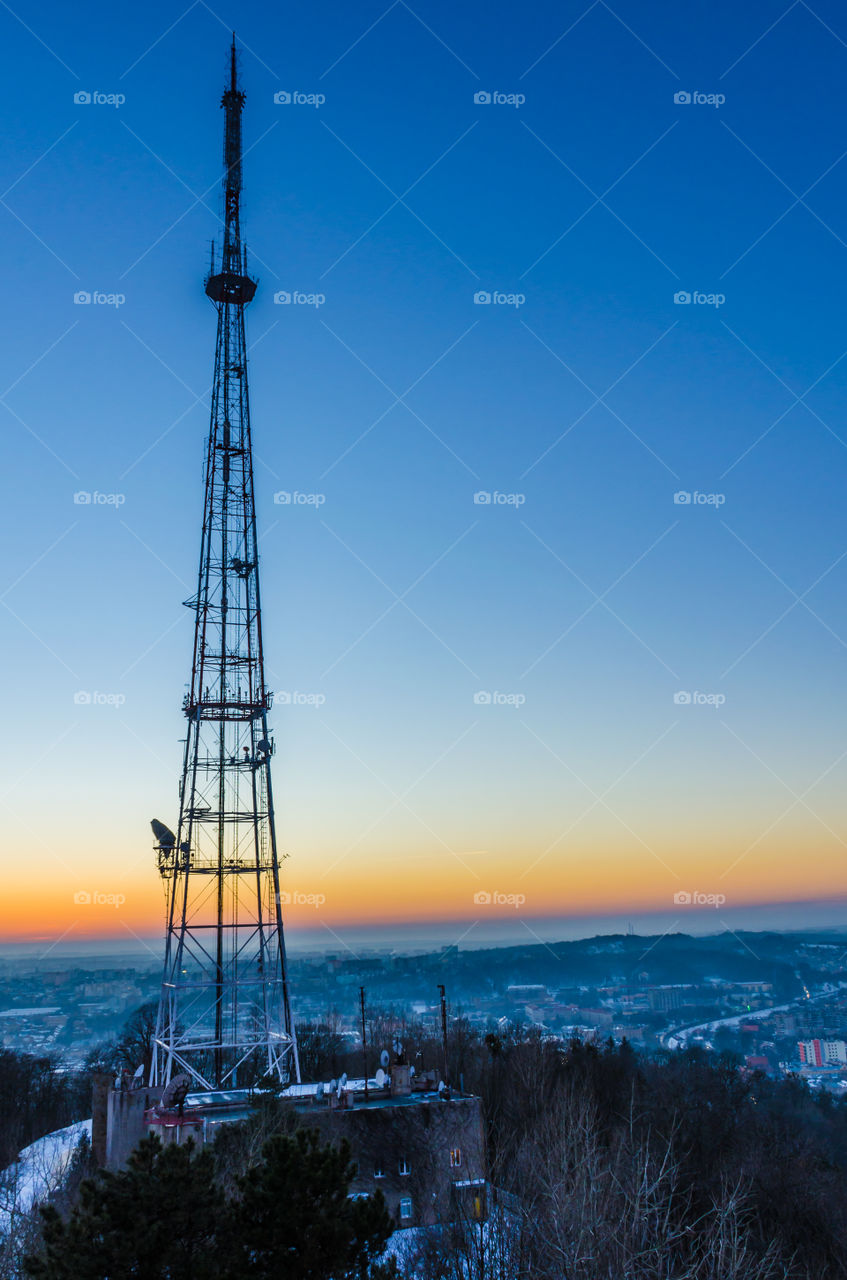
94 1065 486 1229
798 1038 847 1068
648 986 685 1012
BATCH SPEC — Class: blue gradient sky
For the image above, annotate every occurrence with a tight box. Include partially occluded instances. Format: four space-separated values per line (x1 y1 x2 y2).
3 0 847 949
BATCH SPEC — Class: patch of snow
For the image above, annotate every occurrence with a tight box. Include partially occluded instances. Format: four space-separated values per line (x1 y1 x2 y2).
0 1119 91 1236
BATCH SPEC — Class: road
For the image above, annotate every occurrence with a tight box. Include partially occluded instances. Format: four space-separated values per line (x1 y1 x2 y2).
662 986 833 1051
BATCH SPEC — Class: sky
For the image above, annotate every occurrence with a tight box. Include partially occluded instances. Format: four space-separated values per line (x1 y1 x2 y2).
2 0 847 958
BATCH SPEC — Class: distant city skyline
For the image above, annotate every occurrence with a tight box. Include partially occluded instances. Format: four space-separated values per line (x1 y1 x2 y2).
3 1 847 952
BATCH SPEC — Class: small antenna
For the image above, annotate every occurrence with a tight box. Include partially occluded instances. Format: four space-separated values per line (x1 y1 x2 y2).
438 984 449 1087
359 986 369 1102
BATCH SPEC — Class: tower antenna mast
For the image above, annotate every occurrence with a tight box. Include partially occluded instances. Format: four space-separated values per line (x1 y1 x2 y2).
150 37 298 1092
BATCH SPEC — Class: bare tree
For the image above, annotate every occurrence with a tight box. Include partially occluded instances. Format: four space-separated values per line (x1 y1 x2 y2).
510 1089 793 1280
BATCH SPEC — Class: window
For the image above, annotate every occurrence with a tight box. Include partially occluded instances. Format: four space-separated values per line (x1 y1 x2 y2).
399 1159 411 1176
374 1163 385 1179
400 1197 412 1220
449 1147 462 1168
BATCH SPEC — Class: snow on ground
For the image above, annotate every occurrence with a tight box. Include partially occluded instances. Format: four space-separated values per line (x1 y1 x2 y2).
383 1210 517 1278
0 1119 91 1236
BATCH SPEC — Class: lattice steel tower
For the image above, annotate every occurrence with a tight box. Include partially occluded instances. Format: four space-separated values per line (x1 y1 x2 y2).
150 38 298 1092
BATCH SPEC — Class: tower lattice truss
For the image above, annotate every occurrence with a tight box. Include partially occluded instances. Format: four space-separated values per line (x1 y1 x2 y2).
150 40 298 1092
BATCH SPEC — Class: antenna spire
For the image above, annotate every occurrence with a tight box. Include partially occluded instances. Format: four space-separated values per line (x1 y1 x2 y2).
205 34 255 306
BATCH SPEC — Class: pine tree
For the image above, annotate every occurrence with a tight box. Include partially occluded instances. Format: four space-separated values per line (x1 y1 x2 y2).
222 1128 397 1280
24 1135 223 1280
24 1128 399 1280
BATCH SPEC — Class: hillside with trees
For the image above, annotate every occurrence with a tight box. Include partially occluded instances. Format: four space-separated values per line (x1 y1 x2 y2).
5 1027 847 1277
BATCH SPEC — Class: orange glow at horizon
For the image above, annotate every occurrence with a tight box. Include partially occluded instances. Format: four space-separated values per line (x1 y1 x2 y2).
4 824 847 943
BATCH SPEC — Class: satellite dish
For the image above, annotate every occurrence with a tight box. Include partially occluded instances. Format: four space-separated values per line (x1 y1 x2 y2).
151 819 175 848
409 1065 415 1077
380 1049 390 1069
161 1073 191 1109
257 738 272 755
437 1079 446 1092
330 1078 337 1093
375 1068 386 1087
133 1064 144 1079
340 1072 348 1087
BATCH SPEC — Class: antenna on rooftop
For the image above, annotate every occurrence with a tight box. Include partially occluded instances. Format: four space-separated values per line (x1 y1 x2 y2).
438 984 449 1087
359 986 369 1102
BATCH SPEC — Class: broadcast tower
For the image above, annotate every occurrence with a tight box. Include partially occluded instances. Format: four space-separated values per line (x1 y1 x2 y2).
150 39 298 1092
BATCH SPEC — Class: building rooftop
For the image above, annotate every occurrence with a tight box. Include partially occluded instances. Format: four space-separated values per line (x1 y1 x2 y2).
176 1078 469 1118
